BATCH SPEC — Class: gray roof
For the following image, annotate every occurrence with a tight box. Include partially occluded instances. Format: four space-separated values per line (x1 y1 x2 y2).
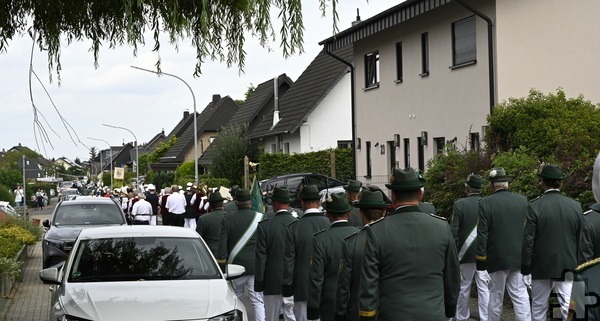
166 111 195 140
160 95 238 163
249 47 353 139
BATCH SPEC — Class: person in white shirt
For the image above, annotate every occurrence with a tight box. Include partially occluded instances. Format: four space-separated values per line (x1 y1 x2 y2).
131 193 153 225
14 186 24 207
165 185 187 227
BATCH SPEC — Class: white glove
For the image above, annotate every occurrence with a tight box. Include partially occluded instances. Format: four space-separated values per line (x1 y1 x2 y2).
283 296 294 308
476 270 491 284
523 274 532 289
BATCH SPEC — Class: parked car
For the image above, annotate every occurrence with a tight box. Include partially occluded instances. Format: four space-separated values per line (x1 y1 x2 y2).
42 196 127 269
39 226 247 321
260 173 346 208
58 188 80 201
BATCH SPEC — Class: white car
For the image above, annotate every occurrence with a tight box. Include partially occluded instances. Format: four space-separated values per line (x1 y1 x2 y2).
40 226 247 321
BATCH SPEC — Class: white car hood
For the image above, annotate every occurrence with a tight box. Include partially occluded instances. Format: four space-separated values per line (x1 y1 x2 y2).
61 279 241 320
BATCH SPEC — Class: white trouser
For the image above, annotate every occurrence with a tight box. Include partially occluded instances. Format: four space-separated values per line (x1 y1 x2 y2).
531 279 572 321
292 301 318 321
184 218 197 230
456 263 490 321
150 215 157 225
233 275 265 321
488 270 531 321
264 294 295 321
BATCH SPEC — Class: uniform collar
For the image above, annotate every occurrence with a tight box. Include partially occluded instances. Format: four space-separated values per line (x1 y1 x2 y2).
493 188 509 194
388 205 420 216
467 193 481 197
303 208 324 217
591 203 600 212
330 220 350 228
275 209 290 216
544 189 560 194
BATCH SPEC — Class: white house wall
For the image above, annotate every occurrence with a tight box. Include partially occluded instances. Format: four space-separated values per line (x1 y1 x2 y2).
300 73 352 153
495 0 600 104
353 2 492 184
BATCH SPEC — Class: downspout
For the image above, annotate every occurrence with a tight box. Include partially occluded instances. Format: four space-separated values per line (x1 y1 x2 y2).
325 50 356 179
454 0 495 115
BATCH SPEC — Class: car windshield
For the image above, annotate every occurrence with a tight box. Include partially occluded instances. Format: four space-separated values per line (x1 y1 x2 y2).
53 204 125 225
62 190 79 196
68 237 221 282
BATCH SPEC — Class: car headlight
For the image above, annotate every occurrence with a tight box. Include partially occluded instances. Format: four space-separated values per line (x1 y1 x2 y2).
45 239 65 250
58 315 93 321
208 309 243 321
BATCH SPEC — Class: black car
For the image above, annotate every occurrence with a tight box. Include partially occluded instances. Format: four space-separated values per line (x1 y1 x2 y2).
260 173 346 208
42 196 128 269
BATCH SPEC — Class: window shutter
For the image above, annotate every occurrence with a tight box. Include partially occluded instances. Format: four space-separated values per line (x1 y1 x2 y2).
453 15 476 65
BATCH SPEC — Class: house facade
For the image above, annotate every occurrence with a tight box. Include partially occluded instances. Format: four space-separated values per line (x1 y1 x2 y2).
320 0 600 187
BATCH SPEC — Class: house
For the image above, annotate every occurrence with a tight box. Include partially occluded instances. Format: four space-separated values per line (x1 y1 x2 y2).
141 130 167 153
153 95 238 172
198 74 294 167
55 157 83 171
319 0 600 186
8 144 47 179
249 47 354 154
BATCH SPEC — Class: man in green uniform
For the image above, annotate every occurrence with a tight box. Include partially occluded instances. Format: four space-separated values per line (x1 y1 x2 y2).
217 188 265 321
335 190 388 321
196 191 227 256
568 258 600 320
344 179 363 227
308 193 359 321
451 173 489 321
522 164 583 321
255 187 298 321
358 167 460 320
224 185 239 212
477 167 531 321
283 185 330 321
581 153 600 262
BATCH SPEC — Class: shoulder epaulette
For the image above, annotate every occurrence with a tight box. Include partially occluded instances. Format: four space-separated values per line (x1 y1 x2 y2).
583 209 595 215
286 220 298 228
258 217 271 224
576 257 600 272
429 213 447 221
529 196 541 203
313 229 327 237
367 217 385 226
343 230 360 241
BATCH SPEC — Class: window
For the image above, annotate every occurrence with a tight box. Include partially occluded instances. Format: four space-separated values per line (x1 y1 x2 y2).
452 15 477 66
470 132 480 151
396 42 403 82
434 137 446 155
271 144 277 153
364 51 380 88
365 141 372 178
284 142 290 154
421 32 429 76
337 140 353 149
403 138 410 168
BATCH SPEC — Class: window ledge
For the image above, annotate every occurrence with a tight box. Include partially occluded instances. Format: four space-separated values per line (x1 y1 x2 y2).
363 175 372 179
394 79 403 84
419 72 429 78
363 83 380 91
450 60 477 70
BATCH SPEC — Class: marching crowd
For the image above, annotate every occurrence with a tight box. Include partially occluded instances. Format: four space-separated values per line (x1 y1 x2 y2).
92 162 599 321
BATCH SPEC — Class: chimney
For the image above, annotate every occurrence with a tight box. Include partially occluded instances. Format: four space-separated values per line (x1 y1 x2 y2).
212 94 221 105
352 8 361 26
271 76 281 130
183 110 190 118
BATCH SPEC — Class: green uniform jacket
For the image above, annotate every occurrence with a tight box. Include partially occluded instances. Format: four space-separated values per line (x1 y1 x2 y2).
335 228 367 321
255 210 297 294
580 203 600 262
223 201 238 212
451 194 481 264
476 189 527 272
358 206 459 321
265 206 303 219
216 208 260 275
522 190 582 279
570 258 600 320
196 209 228 256
282 209 330 300
348 207 363 228
419 201 437 215
308 221 359 321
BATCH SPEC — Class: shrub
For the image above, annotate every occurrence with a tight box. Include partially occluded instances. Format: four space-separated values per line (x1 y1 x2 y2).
0 257 21 280
0 215 43 242
0 184 13 205
0 236 23 259
0 226 37 245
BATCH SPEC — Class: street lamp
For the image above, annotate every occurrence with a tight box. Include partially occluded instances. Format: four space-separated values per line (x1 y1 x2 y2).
130 65 198 186
103 123 139 187
88 137 113 189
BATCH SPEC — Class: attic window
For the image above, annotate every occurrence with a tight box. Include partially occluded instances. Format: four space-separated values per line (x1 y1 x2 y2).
364 51 380 89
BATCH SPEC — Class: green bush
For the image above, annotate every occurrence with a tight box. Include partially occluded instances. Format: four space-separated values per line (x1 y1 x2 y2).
0 236 23 259
150 172 176 191
0 184 13 205
0 215 43 242
0 226 37 245
0 256 21 280
259 148 354 181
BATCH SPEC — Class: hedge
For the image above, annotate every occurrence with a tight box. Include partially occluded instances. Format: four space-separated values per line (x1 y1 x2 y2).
259 148 353 181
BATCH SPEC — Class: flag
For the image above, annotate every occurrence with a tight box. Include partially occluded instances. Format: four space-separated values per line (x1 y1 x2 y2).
251 175 264 213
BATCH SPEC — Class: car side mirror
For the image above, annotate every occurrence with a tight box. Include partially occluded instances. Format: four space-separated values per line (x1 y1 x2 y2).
39 268 61 285
42 219 50 228
225 264 245 280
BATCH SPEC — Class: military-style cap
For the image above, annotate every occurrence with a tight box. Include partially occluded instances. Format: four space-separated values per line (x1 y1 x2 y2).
268 186 294 203
208 191 225 203
323 192 352 214
354 190 389 209
343 179 362 193
487 167 512 182
465 173 483 188
236 188 252 202
537 164 566 180
299 185 320 200
385 167 426 191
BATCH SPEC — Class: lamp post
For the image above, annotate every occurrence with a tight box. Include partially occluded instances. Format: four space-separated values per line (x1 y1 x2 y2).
88 137 113 189
103 123 139 187
130 65 198 186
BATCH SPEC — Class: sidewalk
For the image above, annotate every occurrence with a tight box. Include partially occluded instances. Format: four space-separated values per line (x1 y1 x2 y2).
1 241 50 321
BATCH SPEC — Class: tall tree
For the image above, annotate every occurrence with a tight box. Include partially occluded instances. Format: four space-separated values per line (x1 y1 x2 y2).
209 124 260 187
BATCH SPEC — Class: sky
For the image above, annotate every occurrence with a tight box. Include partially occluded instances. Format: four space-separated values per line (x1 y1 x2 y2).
0 1 397 162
